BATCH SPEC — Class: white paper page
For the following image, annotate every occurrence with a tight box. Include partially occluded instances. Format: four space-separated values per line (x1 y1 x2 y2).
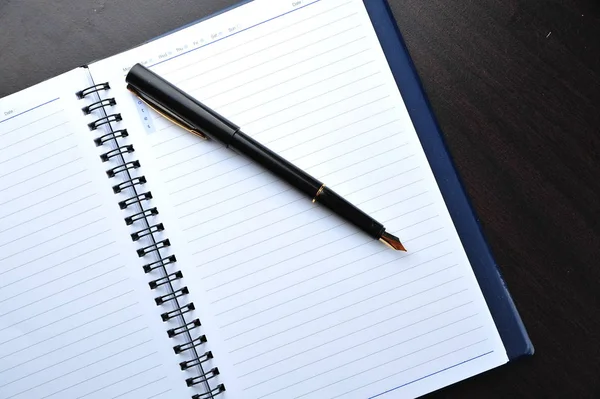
0 72 191 398
89 0 509 398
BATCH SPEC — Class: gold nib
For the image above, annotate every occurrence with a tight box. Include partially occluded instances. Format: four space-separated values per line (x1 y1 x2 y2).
379 231 407 251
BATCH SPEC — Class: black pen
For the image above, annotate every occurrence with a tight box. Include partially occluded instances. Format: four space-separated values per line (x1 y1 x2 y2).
125 63 406 251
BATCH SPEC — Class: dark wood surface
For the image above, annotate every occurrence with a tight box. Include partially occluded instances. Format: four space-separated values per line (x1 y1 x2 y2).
1 0 599 397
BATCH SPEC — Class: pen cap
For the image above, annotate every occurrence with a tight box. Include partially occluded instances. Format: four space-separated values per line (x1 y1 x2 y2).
125 63 239 143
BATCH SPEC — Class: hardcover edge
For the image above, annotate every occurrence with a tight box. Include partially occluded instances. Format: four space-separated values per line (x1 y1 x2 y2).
362 0 533 360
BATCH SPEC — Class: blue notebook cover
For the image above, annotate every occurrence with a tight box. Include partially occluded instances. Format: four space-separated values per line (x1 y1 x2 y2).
144 0 533 363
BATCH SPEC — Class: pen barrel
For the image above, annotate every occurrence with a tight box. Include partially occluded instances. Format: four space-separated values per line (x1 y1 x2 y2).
316 186 384 239
230 131 384 239
126 64 239 142
230 131 322 196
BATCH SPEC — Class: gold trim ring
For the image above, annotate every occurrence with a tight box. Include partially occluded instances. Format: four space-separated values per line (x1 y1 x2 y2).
312 184 326 203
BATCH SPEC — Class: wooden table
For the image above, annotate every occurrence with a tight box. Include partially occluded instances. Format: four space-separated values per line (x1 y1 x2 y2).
1 0 598 397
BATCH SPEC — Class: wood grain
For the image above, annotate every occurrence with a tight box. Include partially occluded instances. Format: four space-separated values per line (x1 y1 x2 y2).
1 0 599 397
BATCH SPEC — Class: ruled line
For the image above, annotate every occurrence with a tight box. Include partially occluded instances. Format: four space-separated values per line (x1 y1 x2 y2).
249 85 386 132
0 157 83 193
0 253 119 305
0 169 87 207
259 95 390 145
151 131 186 147
0 327 148 386
154 137 206 159
155 137 216 160
147 0 327 68
0 120 69 152
0 189 92 233
196 40 370 110
52 361 161 399
0 204 102 250
245 314 479 388
207 231 436 307
172 158 253 196
323 340 489 399
159 141 226 169
392 202 434 219
179 177 284 219
0 181 92 222
0 265 124 318
0 98 59 124
349 179 425 210
228 276 465 353
0 218 105 263
405 227 445 243
278 113 398 156
176 169 275 208
198 184 436 281
263 332 486 398
0 139 75 168
10 347 156 399
208 46 370 111
349 176 423 206
219 59 376 114
109 376 167 399
0 244 117 289
0 229 111 276
184 24 364 95
184 33 368 113
220 255 455 330
214 240 449 316
0 278 129 328
181 187 297 229
146 389 172 399
225 264 459 341
208 230 360 296
166 150 236 182
0 310 141 364
238 312 478 379
319 151 414 182
198 216 345 268
188 196 310 244
219 241 378 320
0 291 135 346
170 7 357 86
397 215 440 231
0 147 75 180
236 70 381 126
304 140 407 171
233 291 471 364
0 109 64 136
162 1 348 78
365 351 494 399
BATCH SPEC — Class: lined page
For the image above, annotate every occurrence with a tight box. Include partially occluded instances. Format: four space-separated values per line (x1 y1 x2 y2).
0 72 188 399
90 0 508 398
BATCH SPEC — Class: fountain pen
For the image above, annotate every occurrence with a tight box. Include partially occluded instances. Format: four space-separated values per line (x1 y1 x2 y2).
125 63 406 251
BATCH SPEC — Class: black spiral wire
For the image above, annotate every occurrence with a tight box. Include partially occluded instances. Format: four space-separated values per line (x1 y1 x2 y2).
77 81 225 398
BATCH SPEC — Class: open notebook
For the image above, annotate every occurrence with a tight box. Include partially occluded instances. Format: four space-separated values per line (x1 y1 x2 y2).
0 0 532 398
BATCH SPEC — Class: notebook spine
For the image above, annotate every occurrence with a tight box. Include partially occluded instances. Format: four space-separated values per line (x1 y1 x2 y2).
77 82 225 399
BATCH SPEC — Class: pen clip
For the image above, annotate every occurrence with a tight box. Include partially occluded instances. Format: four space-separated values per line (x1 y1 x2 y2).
127 85 208 140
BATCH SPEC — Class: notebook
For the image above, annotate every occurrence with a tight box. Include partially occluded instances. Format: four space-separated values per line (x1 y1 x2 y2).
0 0 533 398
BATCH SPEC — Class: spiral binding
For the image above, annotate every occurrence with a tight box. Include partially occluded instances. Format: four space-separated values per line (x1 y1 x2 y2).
77 81 224 398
